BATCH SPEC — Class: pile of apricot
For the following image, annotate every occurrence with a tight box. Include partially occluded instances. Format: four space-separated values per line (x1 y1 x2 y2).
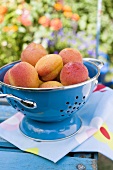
4 42 89 88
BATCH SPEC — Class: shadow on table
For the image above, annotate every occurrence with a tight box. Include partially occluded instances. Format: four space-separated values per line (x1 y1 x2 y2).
98 154 113 170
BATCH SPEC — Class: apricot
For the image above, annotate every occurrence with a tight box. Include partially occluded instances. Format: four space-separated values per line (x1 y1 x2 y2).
60 62 89 85
59 48 83 65
21 42 48 66
3 69 10 85
8 62 40 88
39 81 63 88
35 54 63 81
39 79 44 86
55 72 60 82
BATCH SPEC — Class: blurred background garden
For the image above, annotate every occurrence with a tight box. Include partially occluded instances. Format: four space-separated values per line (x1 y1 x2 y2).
0 0 113 169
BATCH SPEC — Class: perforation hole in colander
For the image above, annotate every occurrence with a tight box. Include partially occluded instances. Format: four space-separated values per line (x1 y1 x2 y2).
59 95 86 117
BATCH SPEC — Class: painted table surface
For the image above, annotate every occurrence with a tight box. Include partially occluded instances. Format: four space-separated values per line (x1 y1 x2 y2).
0 99 97 170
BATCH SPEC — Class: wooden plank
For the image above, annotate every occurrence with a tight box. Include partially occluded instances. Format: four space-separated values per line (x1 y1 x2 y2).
0 105 16 122
0 150 97 170
0 98 9 105
0 136 98 169
0 137 15 148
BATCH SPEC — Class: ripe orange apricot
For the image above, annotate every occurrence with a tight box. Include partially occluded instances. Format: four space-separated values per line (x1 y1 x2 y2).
8 62 40 88
59 48 83 65
35 54 63 81
60 62 88 85
21 42 48 66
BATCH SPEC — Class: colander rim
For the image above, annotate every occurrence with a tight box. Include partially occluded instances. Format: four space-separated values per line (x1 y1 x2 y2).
0 59 100 92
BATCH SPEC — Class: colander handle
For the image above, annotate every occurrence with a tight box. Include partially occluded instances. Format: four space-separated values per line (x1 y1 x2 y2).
0 93 37 109
83 58 104 69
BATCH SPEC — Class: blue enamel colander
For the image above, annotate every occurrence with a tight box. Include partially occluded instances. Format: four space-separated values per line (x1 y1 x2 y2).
0 58 103 141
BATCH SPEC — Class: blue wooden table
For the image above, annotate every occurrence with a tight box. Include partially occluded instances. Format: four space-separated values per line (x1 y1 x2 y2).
0 99 98 170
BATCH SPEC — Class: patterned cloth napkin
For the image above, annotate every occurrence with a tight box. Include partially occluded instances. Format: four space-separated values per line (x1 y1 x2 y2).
73 86 113 161
0 84 113 163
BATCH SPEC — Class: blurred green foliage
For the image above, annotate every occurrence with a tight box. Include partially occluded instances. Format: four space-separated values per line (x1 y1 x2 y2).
72 0 113 61
0 0 113 67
